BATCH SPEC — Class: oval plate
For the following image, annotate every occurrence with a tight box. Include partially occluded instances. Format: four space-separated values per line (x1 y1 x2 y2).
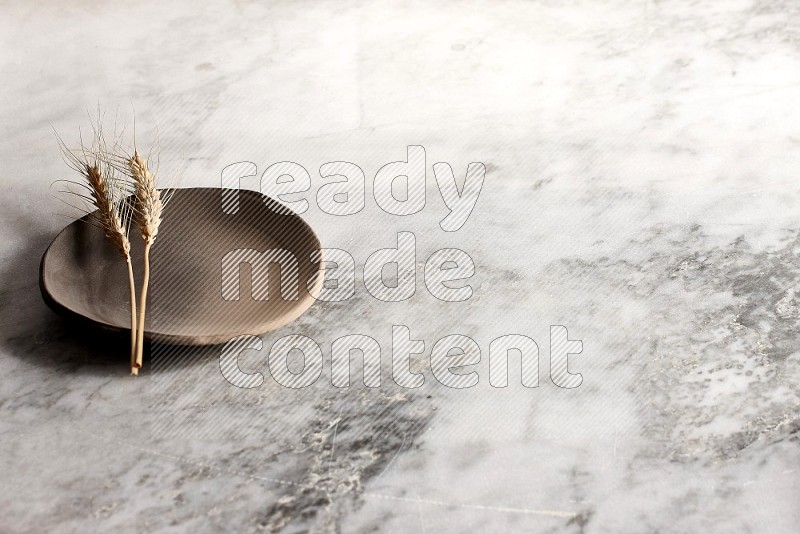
40 188 323 345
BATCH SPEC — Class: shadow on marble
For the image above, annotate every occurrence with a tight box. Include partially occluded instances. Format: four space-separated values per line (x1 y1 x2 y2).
0 229 136 375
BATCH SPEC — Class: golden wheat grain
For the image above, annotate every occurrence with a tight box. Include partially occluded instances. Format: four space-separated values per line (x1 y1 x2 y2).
85 164 131 256
129 150 163 243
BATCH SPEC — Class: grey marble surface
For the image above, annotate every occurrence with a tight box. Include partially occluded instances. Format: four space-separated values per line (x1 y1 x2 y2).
1 0 799 532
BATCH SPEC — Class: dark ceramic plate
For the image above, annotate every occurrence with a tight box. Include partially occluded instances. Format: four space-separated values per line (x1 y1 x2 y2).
40 188 323 345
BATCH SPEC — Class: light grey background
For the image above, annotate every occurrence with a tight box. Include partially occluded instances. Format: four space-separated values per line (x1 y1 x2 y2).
1 1 799 532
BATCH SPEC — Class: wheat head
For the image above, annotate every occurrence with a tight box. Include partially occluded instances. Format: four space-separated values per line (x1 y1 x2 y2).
55 131 133 258
85 163 132 257
129 150 163 243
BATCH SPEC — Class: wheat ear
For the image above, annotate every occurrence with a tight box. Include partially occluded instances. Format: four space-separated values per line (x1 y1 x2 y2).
129 149 163 373
56 134 138 370
86 165 140 373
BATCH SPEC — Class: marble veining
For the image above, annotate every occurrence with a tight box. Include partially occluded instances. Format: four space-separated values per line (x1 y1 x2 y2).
1 0 799 532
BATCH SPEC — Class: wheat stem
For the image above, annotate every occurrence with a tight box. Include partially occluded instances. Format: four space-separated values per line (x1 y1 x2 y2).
127 256 139 375
57 129 138 371
128 149 163 373
134 241 151 371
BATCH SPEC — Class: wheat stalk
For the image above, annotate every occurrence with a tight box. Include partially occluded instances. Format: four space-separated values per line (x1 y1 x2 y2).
56 131 139 371
86 164 139 374
55 116 177 375
128 148 172 373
